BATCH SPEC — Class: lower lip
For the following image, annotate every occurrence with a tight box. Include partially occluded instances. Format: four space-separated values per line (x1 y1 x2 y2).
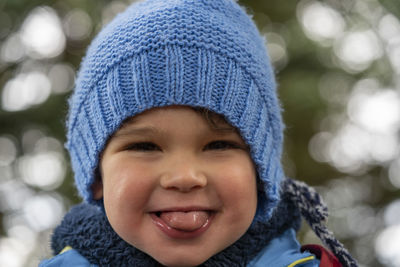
150 212 214 239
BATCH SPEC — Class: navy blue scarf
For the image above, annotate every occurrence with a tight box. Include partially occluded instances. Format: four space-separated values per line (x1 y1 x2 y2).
51 191 301 266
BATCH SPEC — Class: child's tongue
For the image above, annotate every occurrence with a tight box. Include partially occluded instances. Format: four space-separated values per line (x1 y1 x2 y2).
159 211 209 231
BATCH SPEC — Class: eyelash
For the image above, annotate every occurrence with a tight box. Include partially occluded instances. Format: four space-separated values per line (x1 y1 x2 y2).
124 142 161 151
203 140 241 150
124 140 241 152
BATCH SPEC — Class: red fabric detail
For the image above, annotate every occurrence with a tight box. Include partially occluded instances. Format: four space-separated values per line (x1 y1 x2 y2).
301 244 342 267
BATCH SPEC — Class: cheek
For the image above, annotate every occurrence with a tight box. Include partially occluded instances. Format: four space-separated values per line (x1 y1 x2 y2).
101 158 158 243
220 157 257 191
215 157 258 217
101 158 155 212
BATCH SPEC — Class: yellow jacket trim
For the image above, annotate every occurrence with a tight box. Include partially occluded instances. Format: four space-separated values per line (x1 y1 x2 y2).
287 255 316 267
59 246 73 254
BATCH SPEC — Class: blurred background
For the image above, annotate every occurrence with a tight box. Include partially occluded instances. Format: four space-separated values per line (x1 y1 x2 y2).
0 0 399 266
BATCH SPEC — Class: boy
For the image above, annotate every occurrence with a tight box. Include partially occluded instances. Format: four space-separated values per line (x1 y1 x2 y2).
40 0 358 266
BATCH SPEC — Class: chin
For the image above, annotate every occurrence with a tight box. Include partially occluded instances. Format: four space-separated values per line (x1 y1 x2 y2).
155 253 210 267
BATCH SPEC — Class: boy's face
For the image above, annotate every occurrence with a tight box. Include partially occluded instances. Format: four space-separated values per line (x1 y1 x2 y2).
96 106 257 267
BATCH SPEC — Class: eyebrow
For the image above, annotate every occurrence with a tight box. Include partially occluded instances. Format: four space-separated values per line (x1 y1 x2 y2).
113 124 239 140
113 126 162 139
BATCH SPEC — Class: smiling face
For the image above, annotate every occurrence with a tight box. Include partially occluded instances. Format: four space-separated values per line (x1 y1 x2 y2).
95 106 257 267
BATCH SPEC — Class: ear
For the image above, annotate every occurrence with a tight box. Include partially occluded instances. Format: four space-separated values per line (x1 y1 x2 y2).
91 178 104 200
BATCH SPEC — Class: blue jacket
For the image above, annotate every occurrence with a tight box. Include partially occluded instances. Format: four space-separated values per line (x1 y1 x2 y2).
40 229 319 267
248 229 319 267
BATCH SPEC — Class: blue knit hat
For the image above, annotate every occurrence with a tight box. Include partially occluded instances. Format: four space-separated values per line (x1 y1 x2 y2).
66 0 283 221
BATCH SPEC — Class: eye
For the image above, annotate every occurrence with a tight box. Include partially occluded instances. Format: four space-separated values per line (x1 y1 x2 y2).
203 140 241 150
124 142 161 152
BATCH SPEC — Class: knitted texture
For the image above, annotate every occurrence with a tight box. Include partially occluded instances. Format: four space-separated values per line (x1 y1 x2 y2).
66 0 283 221
51 189 301 266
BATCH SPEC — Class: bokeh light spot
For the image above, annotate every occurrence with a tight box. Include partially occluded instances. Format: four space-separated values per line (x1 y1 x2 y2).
19 151 65 190
298 1 345 45
334 30 383 72
23 194 65 232
375 225 400 267
384 200 400 226
48 63 75 94
348 81 400 134
63 9 92 41
0 136 17 166
265 32 288 70
387 41 400 74
0 180 34 212
20 6 65 59
1 71 52 112
0 238 28 267
308 131 332 163
0 33 25 63
18 136 66 191
378 14 400 43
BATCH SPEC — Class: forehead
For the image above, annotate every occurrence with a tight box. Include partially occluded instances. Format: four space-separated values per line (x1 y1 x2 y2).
118 106 237 134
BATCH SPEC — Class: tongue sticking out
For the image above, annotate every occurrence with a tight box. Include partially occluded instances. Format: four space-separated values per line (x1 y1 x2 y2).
160 211 210 231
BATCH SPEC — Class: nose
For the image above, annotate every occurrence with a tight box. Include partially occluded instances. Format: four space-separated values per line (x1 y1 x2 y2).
160 157 207 192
